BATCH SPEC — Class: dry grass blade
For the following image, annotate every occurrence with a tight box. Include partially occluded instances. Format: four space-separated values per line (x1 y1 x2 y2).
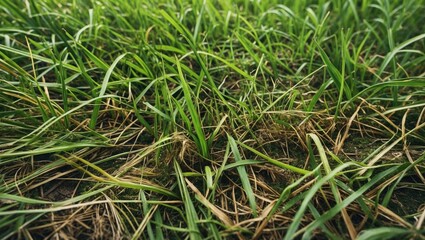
416 208 425 230
185 178 234 228
359 121 425 175
334 101 363 154
131 205 159 240
252 200 276 240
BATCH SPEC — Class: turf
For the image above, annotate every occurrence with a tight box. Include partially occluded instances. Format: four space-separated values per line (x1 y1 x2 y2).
0 0 425 239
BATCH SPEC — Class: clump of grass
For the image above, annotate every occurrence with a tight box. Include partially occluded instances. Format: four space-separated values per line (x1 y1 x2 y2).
1 0 425 239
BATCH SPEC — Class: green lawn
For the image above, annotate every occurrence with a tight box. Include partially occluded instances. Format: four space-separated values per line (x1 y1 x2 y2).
1 0 425 239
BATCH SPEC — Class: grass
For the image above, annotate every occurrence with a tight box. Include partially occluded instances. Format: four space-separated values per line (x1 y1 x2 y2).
0 0 424 239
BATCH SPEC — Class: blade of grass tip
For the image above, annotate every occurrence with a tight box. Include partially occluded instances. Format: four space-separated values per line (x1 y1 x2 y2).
196 51 254 81
89 53 127 129
307 134 331 174
205 166 213 190
381 168 406 207
228 135 257 217
223 160 264 171
185 178 234 228
381 102 425 115
173 97 194 133
356 227 409 240
176 57 208 158
416 207 425 230
174 160 202 240
160 10 195 48
76 41 110 71
237 141 310 175
207 114 227 148
144 101 172 122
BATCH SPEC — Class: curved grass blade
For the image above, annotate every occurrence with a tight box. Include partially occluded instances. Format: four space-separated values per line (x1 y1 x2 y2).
89 53 128 129
228 135 257 217
357 227 412 240
377 33 425 76
237 141 311 175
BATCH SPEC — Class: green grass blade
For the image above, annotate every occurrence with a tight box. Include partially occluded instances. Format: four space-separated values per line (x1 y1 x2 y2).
175 57 208 158
377 33 425 76
357 227 412 240
174 161 202 240
89 53 127 129
228 135 257 217
237 141 311 175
